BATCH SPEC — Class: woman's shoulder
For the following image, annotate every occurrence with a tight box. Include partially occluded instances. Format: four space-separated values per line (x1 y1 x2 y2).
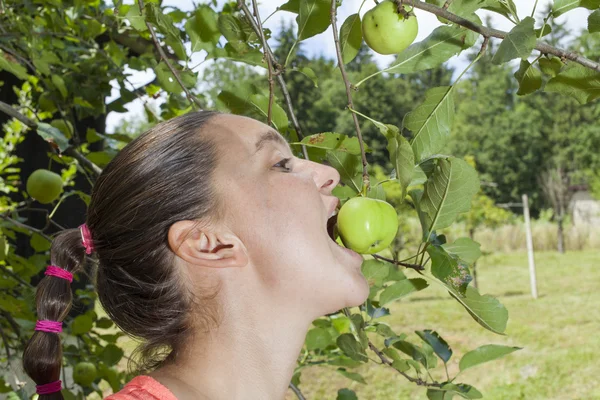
104 375 178 400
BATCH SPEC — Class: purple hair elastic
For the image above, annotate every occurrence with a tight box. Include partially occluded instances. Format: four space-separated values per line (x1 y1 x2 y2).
36 380 62 395
35 320 62 333
79 223 94 254
44 265 73 283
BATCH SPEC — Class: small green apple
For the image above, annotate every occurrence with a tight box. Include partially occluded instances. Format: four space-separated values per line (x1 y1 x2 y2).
362 0 418 55
26 169 63 204
73 361 97 387
337 197 399 254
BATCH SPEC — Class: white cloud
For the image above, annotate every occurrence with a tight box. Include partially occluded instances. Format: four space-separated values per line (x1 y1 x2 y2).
105 0 590 132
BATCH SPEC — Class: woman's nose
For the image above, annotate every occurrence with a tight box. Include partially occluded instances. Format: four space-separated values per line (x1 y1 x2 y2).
312 162 341 194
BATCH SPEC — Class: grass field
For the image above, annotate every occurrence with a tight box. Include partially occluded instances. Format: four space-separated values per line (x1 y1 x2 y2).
98 251 600 400
284 251 600 400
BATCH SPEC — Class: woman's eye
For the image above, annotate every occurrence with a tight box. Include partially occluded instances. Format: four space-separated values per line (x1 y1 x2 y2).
273 158 292 172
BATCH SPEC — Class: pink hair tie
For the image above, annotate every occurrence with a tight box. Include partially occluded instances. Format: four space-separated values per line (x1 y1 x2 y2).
45 265 73 283
35 320 62 333
79 223 94 254
36 380 62 395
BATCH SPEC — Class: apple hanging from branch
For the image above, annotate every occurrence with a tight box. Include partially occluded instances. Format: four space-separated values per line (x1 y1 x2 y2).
362 0 418 55
335 197 399 254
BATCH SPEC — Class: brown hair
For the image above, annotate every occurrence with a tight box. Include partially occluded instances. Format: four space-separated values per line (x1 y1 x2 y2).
23 110 225 398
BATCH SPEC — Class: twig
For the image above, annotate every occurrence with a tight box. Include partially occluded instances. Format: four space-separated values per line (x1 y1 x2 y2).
236 0 309 160
138 0 203 109
395 0 600 72
251 0 275 126
330 0 370 194
0 310 25 345
288 382 306 400
368 341 443 388
0 265 33 288
372 254 424 271
0 214 53 242
0 100 103 176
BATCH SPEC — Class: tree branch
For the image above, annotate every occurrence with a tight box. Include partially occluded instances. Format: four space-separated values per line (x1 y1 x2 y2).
0 101 103 176
368 340 443 388
236 0 309 160
288 382 306 400
137 0 203 109
397 0 600 72
330 0 370 194
250 0 275 126
372 254 425 271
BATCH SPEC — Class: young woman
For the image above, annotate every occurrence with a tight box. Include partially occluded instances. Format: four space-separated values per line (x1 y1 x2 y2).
22 111 369 400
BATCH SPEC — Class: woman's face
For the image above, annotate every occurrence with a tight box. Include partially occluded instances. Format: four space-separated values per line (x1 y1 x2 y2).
209 114 369 316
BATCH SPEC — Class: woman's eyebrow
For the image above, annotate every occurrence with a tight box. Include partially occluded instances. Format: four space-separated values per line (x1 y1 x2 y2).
254 130 290 154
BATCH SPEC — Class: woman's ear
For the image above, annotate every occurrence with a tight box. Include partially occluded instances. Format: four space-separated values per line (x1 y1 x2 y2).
168 220 248 268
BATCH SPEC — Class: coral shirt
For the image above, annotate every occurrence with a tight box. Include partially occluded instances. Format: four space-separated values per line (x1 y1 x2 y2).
105 376 178 400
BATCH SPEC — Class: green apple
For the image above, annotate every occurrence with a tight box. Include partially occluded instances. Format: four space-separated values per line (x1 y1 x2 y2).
26 169 63 204
362 1 418 55
73 361 97 387
337 197 399 254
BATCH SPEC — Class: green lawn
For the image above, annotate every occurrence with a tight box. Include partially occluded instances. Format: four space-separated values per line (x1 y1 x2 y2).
287 251 600 400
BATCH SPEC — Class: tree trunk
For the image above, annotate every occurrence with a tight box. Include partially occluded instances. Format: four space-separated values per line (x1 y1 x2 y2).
469 227 478 289
557 214 565 253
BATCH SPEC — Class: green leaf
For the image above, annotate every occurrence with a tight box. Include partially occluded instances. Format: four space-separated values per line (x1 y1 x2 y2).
290 66 319 87
248 94 289 133
392 340 429 367
459 344 521 371
384 128 414 200
95 317 114 329
51 75 68 99
336 368 367 384
387 26 476 75
293 133 366 155
326 150 362 193
30 233 51 252
71 314 93 335
361 259 390 287
482 0 518 21
534 24 552 37
420 158 480 236
406 86 455 163
154 62 196 94
449 286 509 334
428 245 472 295
218 14 249 53
416 329 452 363
297 0 331 41
37 123 70 152
442 237 482 265
145 3 179 40
100 343 124 366
514 59 542 96
379 278 428 306
491 17 536 65
0 52 29 80
337 388 358 400
305 327 334 350
280 0 300 13
545 64 600 104
209 44 266 67
340 14 362 64
124 4 148 32
538 56 563 77
589 9 600 32
185 6 221 53
429 383 483 399
337 333 368 362
553 0 600 17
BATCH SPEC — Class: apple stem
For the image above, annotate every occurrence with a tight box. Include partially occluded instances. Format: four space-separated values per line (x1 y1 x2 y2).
330 0 371 194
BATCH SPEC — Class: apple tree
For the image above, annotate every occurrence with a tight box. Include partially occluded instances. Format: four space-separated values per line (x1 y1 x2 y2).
0 0 599 398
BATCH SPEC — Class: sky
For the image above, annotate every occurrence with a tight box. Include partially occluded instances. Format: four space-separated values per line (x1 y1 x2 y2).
104 0 590 133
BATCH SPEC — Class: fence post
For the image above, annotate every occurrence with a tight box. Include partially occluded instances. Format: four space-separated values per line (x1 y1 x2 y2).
522 194 538 299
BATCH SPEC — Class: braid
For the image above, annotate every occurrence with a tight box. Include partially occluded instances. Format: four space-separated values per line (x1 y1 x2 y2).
22 228 88 399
